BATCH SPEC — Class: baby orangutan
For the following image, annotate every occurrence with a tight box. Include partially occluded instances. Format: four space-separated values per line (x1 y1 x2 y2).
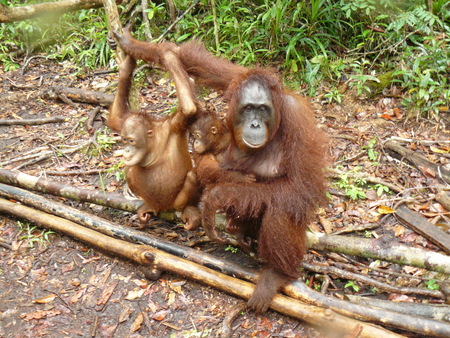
190 112 255 188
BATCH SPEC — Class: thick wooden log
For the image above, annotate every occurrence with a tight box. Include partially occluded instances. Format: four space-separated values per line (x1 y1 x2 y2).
1 183 450 337
0 197 403 338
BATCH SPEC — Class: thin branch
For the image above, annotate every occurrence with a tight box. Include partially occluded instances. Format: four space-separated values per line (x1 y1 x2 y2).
301 261 444 299
0 116 66 126
155 0 200 42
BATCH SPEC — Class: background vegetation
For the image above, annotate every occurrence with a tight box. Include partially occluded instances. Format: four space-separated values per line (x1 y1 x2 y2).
0 0 449 116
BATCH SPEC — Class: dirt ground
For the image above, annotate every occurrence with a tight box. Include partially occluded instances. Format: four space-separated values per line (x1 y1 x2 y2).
0 56 449 337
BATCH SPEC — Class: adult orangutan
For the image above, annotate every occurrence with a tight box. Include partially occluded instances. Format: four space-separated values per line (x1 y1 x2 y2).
107 51 201 230
115 30 328 313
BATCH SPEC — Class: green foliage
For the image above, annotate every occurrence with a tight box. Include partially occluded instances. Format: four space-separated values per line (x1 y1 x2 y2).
335 166 367 201
425 279 440 290
96 128 116 151
362 138 379 162
225 245 238 254
393 35 450 115
107 161 126 181
16 221 55 248
0 2 110 70
373 183 390 196
345 280 360 292
324 88 344 104
341 0 450 116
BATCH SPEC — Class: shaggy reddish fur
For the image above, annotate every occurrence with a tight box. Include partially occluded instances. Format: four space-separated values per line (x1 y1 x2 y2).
117 35 329 312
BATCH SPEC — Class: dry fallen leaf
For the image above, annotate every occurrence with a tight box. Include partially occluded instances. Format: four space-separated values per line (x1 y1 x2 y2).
130 313 144 332
124 288 146 300
152 310 168 321
21 310 61 320
97 281 118 306
388 294 415 302
167 292 176 306
430 146 450 154
377 205 396 214
33 294 56 304
119 306 134 323
394 225 405 237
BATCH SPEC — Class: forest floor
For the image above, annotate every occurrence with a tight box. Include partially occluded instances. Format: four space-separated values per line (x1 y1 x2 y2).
0 56 449 338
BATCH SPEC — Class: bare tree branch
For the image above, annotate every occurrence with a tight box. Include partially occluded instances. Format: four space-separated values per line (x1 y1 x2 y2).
0 0 103 23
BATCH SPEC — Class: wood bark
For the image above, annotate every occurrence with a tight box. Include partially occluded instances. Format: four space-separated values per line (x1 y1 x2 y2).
0 169 142 213
385 140 450 184
1 183 450 337
0 116 66 126
346 295 450 322
436 190 450 211
0 0 103 23
41 86 114 106
308 231 450 274
102 0 124 62
0 197 404 338
395 203 450 254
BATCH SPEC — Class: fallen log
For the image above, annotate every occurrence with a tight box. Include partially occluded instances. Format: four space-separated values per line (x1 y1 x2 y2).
0 197 402 338
385 140 450 184
346 295 450 322
308 231 450 274
395 203 450 254
41 85 114 106
0 168 141 213
0 116 66 126
2 183 450 336
1 170 449 273
0 182 249 279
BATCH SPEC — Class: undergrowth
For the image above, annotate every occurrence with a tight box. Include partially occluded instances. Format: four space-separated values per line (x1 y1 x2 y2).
0 0 449 116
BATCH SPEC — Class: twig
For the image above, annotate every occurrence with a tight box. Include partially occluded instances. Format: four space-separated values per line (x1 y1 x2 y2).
0 237 13 250
5 76 38 89
217 302 246 338
338 255 433 281
301 261 444 299
155 0 200 42
388 136 450 144
210 0 219 52
44 169 109 176
329 168 403 193
22 55 48 75
166 0 176 22
13 143 87 170
86 106 103 134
